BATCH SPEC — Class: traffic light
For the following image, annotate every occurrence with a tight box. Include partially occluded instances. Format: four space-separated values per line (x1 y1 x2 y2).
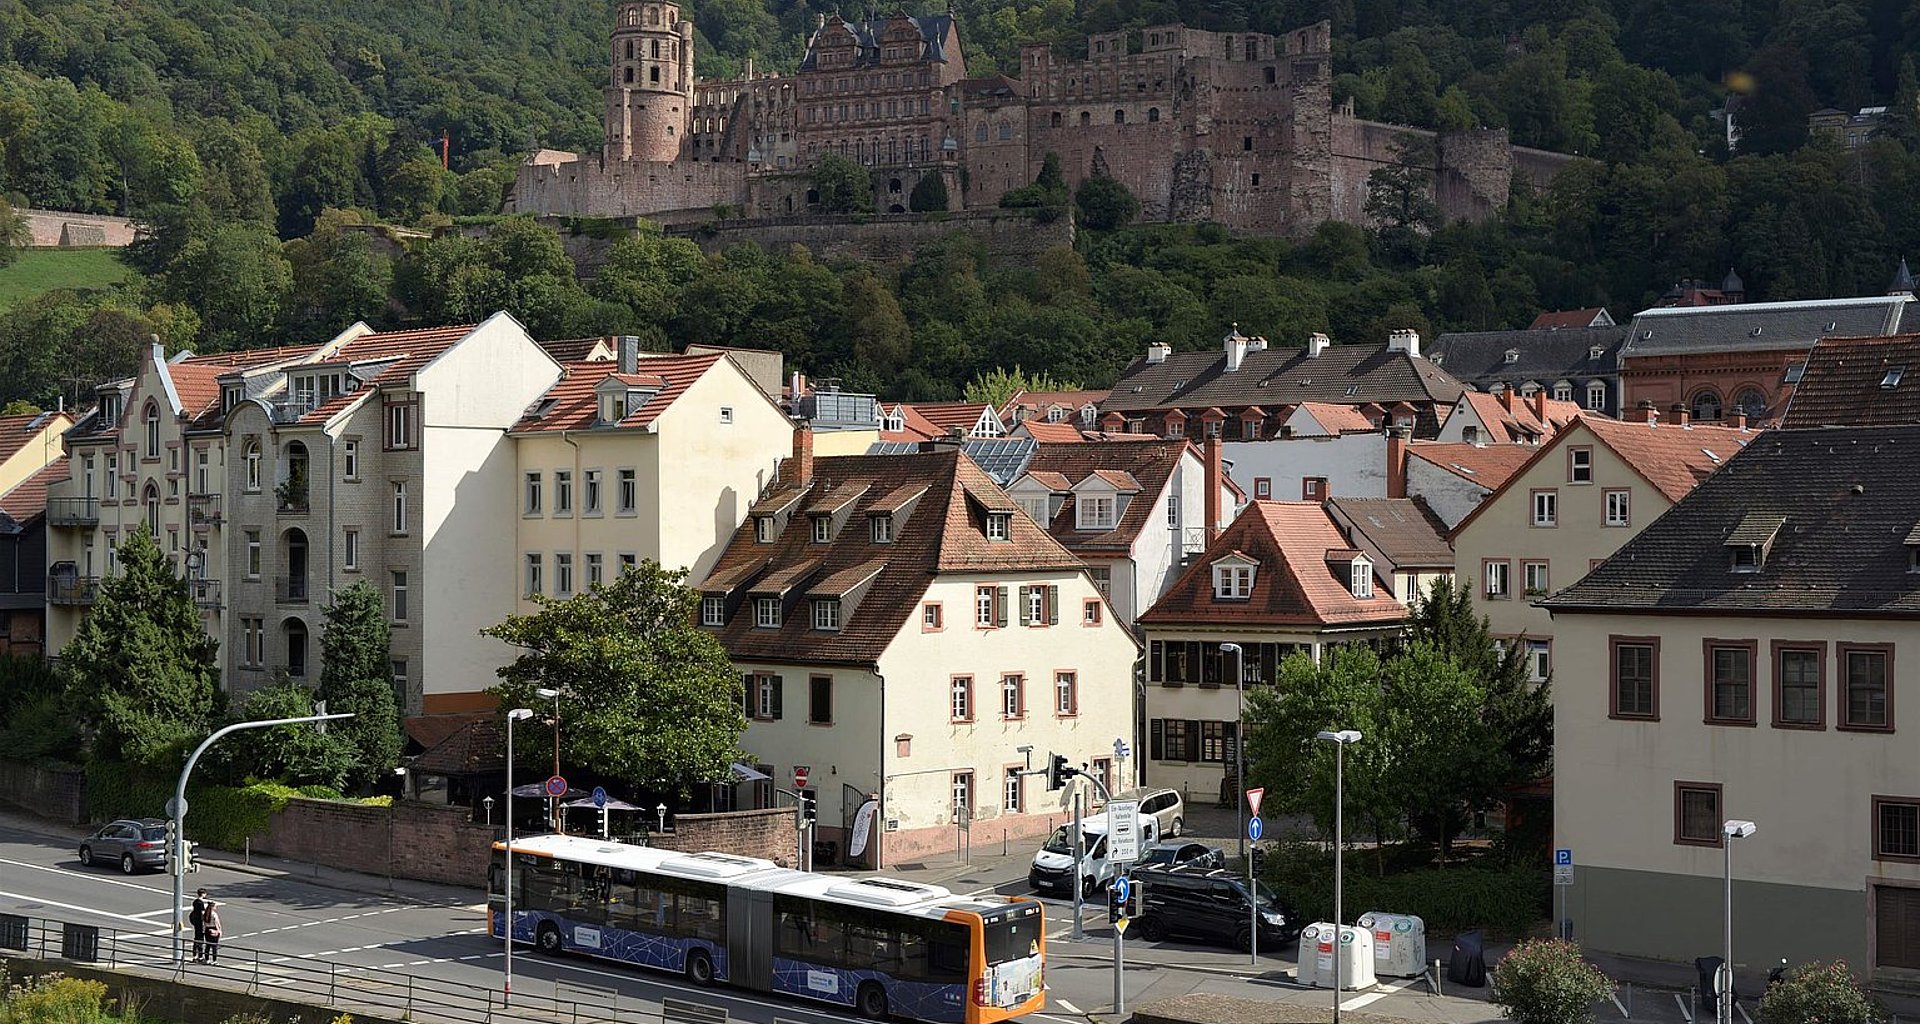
164 819 179 875
1046 753 1071 791
1107 877 1142 923
185 841 200 874
799 794 817 827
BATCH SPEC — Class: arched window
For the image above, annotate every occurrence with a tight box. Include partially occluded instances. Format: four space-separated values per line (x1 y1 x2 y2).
1080 111 1090 126
284 619 309 677
1114 109 1125 124
1147 107 1160 122
1586 381 1607 410
1734 388 1768 419
975 123 988 143
244 439 262 491
651 39 660 58
283 527 309 603
143 483 160 538
889 177 903 193
1691 389 1723 421
646 5 658 25
998 122 1013 140
143 402 160 458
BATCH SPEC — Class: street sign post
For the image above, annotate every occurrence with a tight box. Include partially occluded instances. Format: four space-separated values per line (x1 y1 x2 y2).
1247 815 1264 965
1246 787 1265 818
1111 874 1131 1015
1554 849 1574 939
1248 816 1264 841
592 786 607 809
1107 799 1142 864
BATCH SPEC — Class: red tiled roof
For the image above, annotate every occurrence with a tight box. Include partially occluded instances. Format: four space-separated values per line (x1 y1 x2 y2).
513 354 726 433
172 345 325 429
1457 392 1586 444
911 401 996 434
0 457 68 521
1404 442 1537 491
880 404 943 442
408 716 505 776
1019 420 1086 444
1295 402 1377 434
999 389 1110 421
1018 440 1191 555
404 712 491 752
292 326 481 425
701 449 1084 665
1087 469 1142 491
1139 501 1408 628
1529 308 1610 330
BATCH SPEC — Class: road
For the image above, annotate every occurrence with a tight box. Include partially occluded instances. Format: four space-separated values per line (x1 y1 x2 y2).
0 816 1502 1024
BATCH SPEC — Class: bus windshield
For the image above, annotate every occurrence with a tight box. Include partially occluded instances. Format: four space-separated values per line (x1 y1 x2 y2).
983 907 1042 965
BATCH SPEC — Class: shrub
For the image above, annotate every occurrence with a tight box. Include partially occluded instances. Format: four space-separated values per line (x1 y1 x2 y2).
85 761 354 849
1490 939 1612 1024
1261 840 1548 936
0 973 113 1024
1760 961 1885 1024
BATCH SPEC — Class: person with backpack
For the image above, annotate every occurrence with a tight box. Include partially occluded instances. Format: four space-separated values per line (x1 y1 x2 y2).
189 888 210 962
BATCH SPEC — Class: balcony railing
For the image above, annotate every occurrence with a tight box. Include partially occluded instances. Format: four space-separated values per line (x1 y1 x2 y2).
275 575 309 604
276 487 309 514
189 578 221 609
47 498 99 528
270 400 317 424
187 493 222 529
47 576 99 605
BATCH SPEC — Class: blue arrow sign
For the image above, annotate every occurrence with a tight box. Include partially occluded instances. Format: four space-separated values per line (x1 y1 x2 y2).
1248 816 1264 841
592 786 608 809
1112 875 1130 901
1555 848 1572 866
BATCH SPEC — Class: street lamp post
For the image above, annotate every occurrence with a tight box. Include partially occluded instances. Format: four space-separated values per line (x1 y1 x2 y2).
1721 820 1757 1024
1219 643 1247 858
482 795 495 826
1316 729 1363 1024
503 707 534 1005
536 687 561 832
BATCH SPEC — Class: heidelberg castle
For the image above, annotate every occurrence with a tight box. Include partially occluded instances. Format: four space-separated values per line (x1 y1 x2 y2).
508 1 1573 237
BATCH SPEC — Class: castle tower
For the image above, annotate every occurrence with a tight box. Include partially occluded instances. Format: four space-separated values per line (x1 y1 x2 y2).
606 0 695 162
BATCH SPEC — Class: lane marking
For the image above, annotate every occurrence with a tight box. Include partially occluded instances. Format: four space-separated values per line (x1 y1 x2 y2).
129 909 174 919
0 890 169 927
1339 978 1417 1011
1055 998 1083 1014
0 857 172 895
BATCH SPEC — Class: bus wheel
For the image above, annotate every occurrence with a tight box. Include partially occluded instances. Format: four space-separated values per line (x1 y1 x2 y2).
856 981 890 1021
684 949 716 987
535 923 563 955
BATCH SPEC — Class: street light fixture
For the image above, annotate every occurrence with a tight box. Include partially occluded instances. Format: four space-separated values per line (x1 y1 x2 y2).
482 795 494 825
1720 819 1757 1024
1219 643 1247 857
503 707 534 1005
1316 729 1363 1024
535 687 562 832
657 802 669 834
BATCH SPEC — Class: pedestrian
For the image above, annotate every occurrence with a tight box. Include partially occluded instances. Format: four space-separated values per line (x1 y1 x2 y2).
189 888 209 962
202 901 222 964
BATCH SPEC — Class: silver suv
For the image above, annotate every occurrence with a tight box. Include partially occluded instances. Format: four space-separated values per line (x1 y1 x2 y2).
79 818 168 874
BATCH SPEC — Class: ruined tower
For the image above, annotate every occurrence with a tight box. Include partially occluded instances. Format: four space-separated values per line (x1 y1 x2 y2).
605 0 696 162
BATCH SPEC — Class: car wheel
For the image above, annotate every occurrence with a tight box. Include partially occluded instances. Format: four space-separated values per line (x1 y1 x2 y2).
120 854 136 876
1233 926 1253 953
856 981 890 1021
1140 917 1167 942
1080 876 1098 899
535 923 563 954
78 846 92 868
684 948 716 987
1172 816 1184 837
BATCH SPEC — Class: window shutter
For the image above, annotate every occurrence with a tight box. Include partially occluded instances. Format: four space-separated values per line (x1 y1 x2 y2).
1047 586 1059 625
1149 719 1164 760
1018 586 1032 625
1149 640 1164 682
741 673 754 717
771 676 784 719
995 586 1009 628
1185 719 1203 761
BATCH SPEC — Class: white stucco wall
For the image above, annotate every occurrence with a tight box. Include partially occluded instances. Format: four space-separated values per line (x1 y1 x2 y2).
1223 434 1387 503
1404 459 1489 528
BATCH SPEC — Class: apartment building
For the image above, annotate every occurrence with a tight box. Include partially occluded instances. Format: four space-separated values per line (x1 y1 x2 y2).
221 314 561 713
1324 496 1453 608
1432 389 1584 446
1541 425 1920 975
1450 412 1750 680
0 415 76 655
698 436 1137 867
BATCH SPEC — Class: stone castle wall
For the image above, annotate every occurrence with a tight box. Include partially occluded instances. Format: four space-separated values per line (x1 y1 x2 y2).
18 209 139 248
667 209 1073 264
513 154 748 218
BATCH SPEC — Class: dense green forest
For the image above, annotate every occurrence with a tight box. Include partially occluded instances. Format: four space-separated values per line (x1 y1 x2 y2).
0 0 1915 408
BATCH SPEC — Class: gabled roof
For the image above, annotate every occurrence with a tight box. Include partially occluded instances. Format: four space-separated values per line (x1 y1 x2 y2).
702 449 1085 665
0 457 68 521
800 11 956 71
1453 392 1583 444
409 717 505 776
512 354 728 434
168 344 325 431
1294 402 1377 434
291 324 480 425
999 388 1110 423
1543 425 1920 616
1426 327 1626 384
910 401 1001 436
1529 308 1615 330
1326 497 1453 571
1140 501 1407 628
1404 441 1537 491
1017 420 1087 444
0 412 68 467
1101 343 1464 414
1621 295 1911 357
539 336 618 362
1016 440 1191 555
879 403 945 442
1779 333 1920 428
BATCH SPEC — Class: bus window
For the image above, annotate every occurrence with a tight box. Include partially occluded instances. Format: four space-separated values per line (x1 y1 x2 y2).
984 909 1041 965
927 924 970 982
846 921 903 973
675 891 724 941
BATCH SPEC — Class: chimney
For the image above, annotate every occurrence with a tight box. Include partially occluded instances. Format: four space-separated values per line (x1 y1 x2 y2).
618 335 641 374
1498 388 1518 414
1146 342 1173 365
1387 328 1421 358
1731 412 1748 431
1385 425 1410 499
1669 402 1690 427
1203 434 1223 545
1529 389 1548 424
792 423 815 487
1223 325 1248 372
1306 332 1331 358
1628 399 1660 425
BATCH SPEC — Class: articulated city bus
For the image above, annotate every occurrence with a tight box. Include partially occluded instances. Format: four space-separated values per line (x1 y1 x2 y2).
488 834 1045 1023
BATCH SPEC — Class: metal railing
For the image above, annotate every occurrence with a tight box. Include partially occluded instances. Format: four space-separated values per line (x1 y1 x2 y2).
187 493 223 528
275 575 309 604
47 497 100 527
276 488 310 514
46 576 99 605
189 578 222 609
0 913 730 1024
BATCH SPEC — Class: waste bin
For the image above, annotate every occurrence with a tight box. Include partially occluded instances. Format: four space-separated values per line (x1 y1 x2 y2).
1297 924 1329 987
1357 912 1427 979
1299 923 1377 991
1447 929 1487 988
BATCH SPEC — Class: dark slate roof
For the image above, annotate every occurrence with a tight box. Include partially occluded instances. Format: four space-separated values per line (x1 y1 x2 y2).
1542 425 1920 617
1426 327 1626 385
1018 440 1191 555
1325 497 1453 570
1780 334 1920 428
1620 296 1911 357
1101 343 1464 414
799 13 955 71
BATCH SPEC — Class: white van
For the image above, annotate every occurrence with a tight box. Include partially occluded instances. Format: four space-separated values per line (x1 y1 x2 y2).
1027 811 1161 898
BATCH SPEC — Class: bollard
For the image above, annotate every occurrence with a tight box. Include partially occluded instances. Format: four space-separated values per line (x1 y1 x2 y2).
250 951 260 995
330 960 338 1004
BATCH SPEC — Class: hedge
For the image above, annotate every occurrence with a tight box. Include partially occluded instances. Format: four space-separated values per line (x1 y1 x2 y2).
84 761 351 849
1261 841 1550 937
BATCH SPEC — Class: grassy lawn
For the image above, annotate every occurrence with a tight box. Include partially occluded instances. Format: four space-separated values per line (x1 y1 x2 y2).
0 248 137 309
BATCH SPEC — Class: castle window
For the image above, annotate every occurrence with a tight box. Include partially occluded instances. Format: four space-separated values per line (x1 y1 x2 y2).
646 6 657 24
1147 107 1160 122
1265 66 1276 84
1113 109 1125 124
1252 173 1260 186
1245 39 1257 59
651 40 660 58
625 66 634 84
999 122 1013 140
665 124 673 135
975 123 988 143
626 40 634 59
1051 111 1062 127
1243 136 1253 151
1080 111 1090 126
651 66 660 83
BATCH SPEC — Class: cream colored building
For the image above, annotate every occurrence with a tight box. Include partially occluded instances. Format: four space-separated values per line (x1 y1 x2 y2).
510 343 794 604
1541 425 1920 978
1450 413 1750 681
0 412 72 498
701 441 1137 867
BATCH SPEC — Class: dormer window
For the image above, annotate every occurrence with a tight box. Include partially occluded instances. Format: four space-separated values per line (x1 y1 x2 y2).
101 394 121 424
884 410 904 432
755 516 775 543
986 512 1011 541
1504 349 1520 364
1017 497 1050 524
222 386 242 413
1725 512 1786 573
1213 561 1254 600
1350 560 1373 598
1784 363 1807 384
754 596 781 627
701 595 725 626
1730 545 1760 571
812 516 832 543
812 598 842 631
871 514 894 543
1077 494 1116 531
601 391 629 423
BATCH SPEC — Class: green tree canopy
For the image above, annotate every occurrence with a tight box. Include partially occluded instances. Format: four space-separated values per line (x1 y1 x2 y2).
1074 173 1141 231
962 365 1081 408
483 560 745 792
810 153 874 214
908 173 950 213
318 580 401 791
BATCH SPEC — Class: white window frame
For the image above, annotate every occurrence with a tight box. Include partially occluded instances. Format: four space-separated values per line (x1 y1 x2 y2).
951 677 971 721
555 552 574 595
1485 560 1510 598
583 469 602 515
871 515 893 543
343 528 359 570
1004 768 1023 813
1350 562 1372 598
525 553 543 596
618 468 637 514
813 598 841 631
554 470 573 516
987 513 1010 540
1528 639 1551 682
975 586 995 627
524 472 543 515
812 517 831 543
1001 674 1022 719
1569 447 1593 484
1077 494 1116 530
392 481 408 534
244 530 261 578
239 447 255 494
1523 560 1550 595
1604 490 1630 527
343 439 359 480
586 552 604 587
1213 564 1254 600
1531 490 1558 527
1586 382 1607 410
755 596 781 628
391 570 409 622
1027 586 1045 624
1055 671 1076 714
701 595 725 626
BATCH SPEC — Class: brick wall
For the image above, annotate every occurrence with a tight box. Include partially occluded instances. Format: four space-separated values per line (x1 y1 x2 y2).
667 209 1073 264
0 759 88 824
652 806 798 866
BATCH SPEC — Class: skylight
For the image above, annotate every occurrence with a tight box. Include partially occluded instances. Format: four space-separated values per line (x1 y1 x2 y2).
1882 367 1905 388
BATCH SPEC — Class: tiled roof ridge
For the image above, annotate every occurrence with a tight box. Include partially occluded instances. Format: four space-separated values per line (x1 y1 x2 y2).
1634 295 1905 318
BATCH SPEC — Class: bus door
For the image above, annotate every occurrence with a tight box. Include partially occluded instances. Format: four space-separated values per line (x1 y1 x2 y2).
727 885 776 991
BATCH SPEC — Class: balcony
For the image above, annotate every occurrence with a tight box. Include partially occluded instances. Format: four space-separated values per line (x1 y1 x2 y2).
275 483 309 515
187 493 223 529
47 576 99 606
275 575 310 605
47 498 99 528
270 400 316 424
189 578 221 609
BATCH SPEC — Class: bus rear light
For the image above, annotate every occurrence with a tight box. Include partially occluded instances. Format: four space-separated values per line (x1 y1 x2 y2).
973 977 990 1006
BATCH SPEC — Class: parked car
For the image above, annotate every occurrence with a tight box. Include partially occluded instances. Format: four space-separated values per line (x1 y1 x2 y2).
1132 864 1299 951
1114 787 1185 837
79 818 168 874
1137 841 1226 871
1029 812 1161 898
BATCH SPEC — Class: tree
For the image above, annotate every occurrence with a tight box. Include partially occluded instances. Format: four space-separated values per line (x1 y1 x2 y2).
161 223 292 351
1759 962 1885 1024
963 365 1081 409
60 528 219 767
482 560 745 792
0 199 29 268
1244 647 1402 853
810 153 873 214
1075 173 1140 231
1001 152 1070 213
908 173 949 213
1490 940 1613 1024
1364 135 1439 264
317 580 401 791
218 679 356 790
840 270 911 379
1408 579 1554 788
